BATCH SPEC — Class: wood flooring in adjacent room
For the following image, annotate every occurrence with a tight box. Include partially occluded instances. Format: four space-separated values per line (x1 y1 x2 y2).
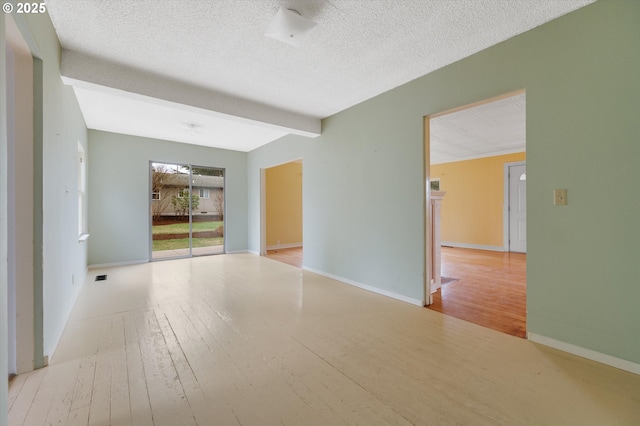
265 246 302 267
8 254 640 425
428 246 527 338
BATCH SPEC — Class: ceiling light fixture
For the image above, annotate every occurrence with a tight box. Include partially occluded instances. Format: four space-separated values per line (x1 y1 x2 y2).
183 123 201 133
265 6 317 47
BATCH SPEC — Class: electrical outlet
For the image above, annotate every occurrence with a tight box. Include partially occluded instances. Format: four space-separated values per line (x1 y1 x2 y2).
553 189 567 206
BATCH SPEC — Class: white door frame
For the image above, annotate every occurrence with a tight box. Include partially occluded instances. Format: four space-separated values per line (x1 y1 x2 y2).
424 90 525 305
1 11 8 408
503 161 526 252
423 117 432 305
5 14 41 374
260 168 267 255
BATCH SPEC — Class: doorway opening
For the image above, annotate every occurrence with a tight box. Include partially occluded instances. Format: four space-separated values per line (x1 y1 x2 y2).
261 160 303 268
425 91 527 338
505 161 527 253
150 162 225 260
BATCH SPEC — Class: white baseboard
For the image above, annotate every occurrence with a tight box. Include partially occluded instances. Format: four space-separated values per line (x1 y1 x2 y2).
303 266 424 307
441 241 505 252
528 332 640 375
226 249 251 254
266 242 303 250
88 259 148 269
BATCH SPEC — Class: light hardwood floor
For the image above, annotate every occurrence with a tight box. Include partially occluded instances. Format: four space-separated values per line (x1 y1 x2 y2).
8 254 640 425
428 247 527 338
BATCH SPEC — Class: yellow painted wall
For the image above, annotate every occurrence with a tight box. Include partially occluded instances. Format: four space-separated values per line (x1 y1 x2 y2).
431 152 526 248
266 161 302 247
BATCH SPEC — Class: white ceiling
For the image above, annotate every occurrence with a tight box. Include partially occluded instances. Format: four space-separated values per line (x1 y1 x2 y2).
72 87 289 151
46 0 594 153
430 93 526 164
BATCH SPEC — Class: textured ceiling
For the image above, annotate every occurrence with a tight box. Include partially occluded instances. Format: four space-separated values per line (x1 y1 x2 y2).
46 0 594 152
431 93 526 164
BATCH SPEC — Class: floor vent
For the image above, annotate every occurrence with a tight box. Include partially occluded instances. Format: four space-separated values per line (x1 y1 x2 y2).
95 275 107 281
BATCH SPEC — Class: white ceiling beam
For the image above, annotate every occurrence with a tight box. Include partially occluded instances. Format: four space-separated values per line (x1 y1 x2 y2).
60 49 321 138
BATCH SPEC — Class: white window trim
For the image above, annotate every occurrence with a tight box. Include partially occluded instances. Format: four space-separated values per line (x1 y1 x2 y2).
78 143 90 242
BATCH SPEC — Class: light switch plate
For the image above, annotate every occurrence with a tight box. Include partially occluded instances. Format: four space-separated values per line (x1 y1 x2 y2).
554 189 567 206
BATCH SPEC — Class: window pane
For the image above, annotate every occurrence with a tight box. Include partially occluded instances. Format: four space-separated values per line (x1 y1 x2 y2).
151 163 192 260
191 166 224 256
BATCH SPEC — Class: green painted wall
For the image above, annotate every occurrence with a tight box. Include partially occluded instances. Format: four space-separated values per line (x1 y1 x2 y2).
88 131 248 265
249 0 640 363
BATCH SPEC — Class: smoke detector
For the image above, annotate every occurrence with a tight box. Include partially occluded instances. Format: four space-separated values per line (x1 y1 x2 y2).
265 7 318 47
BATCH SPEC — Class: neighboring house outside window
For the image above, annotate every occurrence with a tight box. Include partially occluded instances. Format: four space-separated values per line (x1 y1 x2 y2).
152 174 223 219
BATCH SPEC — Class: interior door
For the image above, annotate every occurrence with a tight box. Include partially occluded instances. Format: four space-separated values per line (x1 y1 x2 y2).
508 163 527 253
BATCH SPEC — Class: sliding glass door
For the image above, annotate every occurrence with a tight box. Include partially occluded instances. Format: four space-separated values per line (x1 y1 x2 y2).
150 162 224 260
191 166 225 256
